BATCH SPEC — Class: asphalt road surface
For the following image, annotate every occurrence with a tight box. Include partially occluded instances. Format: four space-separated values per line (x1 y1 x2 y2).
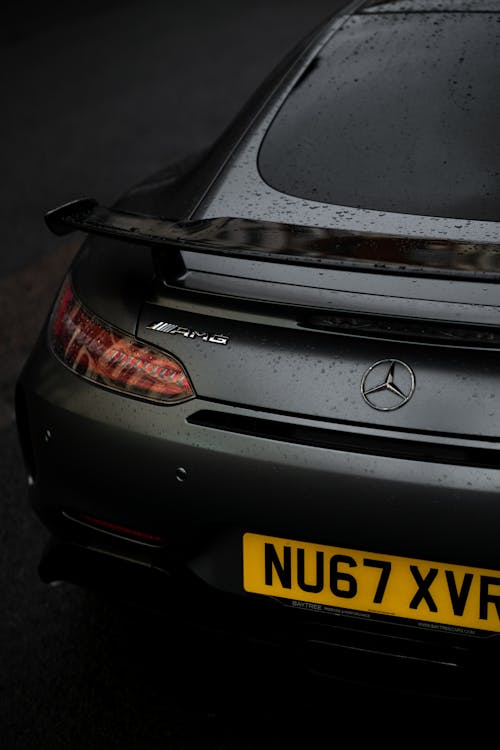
0 2 488 747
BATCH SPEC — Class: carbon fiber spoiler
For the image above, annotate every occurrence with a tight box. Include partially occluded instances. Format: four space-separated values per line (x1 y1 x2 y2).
44 197 500 278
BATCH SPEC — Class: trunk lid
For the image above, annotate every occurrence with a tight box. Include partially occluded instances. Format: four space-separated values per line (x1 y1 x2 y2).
138 251 500 438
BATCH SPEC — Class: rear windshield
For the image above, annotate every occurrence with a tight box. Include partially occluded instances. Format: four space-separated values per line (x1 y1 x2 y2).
258 12 500 222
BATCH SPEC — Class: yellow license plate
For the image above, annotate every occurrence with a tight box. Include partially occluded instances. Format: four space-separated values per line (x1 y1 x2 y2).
243 533 500 633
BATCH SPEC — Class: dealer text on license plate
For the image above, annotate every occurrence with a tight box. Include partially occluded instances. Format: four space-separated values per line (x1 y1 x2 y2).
242 533 500 633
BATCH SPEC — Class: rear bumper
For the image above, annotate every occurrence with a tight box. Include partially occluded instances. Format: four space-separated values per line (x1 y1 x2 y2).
17 341 500 574
38 537 496 702
16 339 500 700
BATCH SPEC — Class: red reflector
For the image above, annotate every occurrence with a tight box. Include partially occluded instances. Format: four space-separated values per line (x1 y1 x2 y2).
50 278 194 403
78 513 164 544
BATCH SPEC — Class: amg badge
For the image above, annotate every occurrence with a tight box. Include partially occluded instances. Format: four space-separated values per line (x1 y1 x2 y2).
146 321 229 345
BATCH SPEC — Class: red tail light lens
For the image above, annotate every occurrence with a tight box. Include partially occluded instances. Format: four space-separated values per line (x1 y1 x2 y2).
50 279 194 403
73 513 165 545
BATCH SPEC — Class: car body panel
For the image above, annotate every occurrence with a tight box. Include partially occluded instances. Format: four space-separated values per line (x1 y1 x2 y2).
138 295 500 436
18 345 500 574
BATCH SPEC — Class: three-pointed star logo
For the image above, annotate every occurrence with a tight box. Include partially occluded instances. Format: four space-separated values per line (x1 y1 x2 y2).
361 359 415 411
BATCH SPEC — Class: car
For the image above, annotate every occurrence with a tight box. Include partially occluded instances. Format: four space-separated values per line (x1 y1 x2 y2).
15 0 500 701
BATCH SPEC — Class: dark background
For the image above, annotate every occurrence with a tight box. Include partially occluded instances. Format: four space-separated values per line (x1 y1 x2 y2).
0 2 481 747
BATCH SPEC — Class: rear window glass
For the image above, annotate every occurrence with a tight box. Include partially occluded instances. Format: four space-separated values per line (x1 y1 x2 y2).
258 12 500 222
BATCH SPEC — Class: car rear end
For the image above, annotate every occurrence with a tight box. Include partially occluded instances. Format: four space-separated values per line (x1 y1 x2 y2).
14 212 500 700
15 0 500 700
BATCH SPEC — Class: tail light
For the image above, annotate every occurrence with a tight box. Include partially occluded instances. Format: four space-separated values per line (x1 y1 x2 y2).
50 278 194 403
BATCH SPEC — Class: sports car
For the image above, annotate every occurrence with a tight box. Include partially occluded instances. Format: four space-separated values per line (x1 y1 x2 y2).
15 0 500 700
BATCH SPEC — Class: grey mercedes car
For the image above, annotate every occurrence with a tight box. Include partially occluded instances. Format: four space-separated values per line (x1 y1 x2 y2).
15 0 500 700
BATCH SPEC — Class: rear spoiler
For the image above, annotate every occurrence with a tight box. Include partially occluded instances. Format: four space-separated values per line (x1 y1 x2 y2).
44 197 500 279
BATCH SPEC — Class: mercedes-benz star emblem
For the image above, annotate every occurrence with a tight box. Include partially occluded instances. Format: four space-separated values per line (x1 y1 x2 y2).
361 359 415 411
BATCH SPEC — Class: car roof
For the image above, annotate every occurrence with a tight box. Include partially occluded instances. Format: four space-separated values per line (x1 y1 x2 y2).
258 2 500 223
194 0 500 244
